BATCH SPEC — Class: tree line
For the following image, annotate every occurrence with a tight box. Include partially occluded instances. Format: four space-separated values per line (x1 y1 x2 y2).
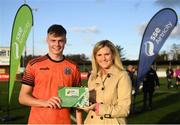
21 43 180 67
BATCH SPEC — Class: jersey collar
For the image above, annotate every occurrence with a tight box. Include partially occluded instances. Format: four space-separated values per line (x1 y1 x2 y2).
46 54 65 63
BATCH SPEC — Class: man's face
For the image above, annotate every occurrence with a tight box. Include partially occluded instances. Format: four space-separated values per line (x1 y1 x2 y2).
46 34 66 56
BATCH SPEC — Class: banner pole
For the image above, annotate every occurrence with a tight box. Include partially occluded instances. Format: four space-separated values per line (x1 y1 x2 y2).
133 8 178 114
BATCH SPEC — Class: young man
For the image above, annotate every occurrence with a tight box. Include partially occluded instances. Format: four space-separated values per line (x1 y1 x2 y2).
142 65 159 110
19 24 82 124
175 65 180 89
166 65 174 89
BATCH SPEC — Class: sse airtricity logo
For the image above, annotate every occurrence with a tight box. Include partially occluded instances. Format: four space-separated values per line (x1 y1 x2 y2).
13 22 31 60
144 41 155 56
144 22 173 57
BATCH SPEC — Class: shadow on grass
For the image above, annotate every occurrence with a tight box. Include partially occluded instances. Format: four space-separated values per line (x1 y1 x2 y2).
0 106 30 124
129 92 180 124
0 115 24 123
133 89 177 105
154 92 180 124
157 109 180 124
147 92 180 114
130 92 165 114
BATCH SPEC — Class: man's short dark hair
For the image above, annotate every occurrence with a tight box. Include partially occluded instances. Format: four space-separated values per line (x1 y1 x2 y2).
47 24 67 36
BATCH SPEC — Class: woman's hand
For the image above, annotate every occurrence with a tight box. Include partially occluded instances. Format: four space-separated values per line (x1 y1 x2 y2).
78 103 96 112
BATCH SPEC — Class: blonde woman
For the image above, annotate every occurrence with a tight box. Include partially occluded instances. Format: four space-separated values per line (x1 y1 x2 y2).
82 40 132 124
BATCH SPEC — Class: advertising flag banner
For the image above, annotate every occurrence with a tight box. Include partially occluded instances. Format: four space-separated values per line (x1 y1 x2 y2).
136 8 178 89
9 4 33 102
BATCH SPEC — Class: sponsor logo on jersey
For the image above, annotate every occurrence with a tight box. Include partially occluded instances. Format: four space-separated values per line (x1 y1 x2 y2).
39 67 50 70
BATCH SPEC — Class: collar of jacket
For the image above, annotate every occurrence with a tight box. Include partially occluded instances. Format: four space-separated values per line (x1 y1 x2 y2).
97 65 119 79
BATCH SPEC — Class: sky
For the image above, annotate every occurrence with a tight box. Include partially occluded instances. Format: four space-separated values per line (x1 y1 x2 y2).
0 0 180 60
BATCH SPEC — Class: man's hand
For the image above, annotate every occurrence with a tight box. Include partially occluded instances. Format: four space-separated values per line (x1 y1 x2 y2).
42 96 61 109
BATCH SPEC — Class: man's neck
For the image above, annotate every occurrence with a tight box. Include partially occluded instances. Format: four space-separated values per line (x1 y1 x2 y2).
48 53 64 61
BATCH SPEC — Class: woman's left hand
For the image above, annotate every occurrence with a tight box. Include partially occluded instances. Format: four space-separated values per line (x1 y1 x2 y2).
78 103 96 112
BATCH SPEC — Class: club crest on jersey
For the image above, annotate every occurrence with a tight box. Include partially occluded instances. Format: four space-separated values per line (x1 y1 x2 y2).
64 67 71 75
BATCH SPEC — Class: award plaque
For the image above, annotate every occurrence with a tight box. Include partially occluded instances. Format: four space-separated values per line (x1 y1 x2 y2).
58 87 89 108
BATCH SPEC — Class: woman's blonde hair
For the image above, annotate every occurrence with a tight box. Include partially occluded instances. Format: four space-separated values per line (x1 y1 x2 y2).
91 40 124 79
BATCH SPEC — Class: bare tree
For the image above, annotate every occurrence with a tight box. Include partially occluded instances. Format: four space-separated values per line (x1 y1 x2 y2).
115 45 126 60
169 43 180 61
66 54 89 63
156 50 168 61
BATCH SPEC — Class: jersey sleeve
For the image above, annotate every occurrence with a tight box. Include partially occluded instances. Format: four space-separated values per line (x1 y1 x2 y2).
21 63 35 87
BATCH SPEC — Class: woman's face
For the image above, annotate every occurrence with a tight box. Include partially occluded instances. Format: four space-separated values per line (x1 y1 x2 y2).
95 46 113 71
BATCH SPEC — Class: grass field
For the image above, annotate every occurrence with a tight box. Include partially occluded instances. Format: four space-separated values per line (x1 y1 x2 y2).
0 78 179 124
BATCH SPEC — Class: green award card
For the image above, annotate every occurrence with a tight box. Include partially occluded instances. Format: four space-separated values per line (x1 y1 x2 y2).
58 87 89 108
